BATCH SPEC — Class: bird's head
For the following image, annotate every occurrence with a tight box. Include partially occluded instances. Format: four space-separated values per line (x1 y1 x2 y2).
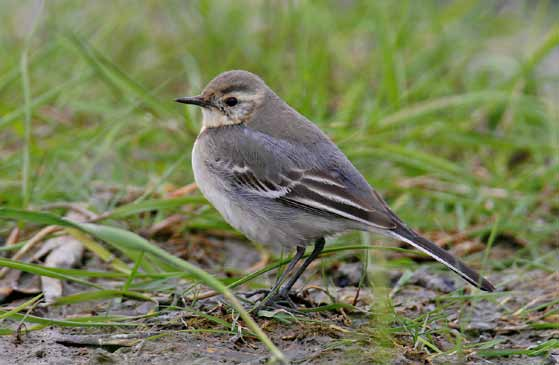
176 70 268 130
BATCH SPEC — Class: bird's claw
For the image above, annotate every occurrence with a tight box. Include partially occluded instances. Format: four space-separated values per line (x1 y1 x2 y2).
251 292 304 315
238 289 270 300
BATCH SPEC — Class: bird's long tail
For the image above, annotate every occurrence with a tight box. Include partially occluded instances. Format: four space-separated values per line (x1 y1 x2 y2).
389 224 495 292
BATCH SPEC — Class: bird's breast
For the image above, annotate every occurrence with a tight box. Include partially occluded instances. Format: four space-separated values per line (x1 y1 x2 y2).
192 137 255 238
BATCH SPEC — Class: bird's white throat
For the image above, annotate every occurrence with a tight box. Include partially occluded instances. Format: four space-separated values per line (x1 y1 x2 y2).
201 108 240 131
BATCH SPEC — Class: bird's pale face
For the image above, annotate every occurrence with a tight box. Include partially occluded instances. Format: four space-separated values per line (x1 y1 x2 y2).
176 71 267 131
200 88 265 129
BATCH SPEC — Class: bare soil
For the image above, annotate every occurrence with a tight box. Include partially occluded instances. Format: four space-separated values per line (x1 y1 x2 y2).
1 238 558 365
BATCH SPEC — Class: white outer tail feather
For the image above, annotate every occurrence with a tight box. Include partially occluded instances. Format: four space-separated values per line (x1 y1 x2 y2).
386 230 495 292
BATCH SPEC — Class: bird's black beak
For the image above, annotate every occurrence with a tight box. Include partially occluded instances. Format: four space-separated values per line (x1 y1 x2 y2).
174 95 211 108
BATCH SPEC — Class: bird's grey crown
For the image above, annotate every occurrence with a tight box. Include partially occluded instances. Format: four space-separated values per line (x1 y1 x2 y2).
202 70 266 96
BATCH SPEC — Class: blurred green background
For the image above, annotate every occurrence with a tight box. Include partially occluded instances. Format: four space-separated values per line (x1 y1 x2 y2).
1 0 558 251
0 1 558 362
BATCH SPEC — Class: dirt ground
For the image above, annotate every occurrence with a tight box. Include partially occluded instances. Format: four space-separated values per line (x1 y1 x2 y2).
1 268 558 365
1 236 558 365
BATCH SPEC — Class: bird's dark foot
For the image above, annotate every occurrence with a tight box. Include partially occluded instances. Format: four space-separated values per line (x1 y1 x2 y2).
240 290 302 314
261 292 298 309
238 289 270 301
254 294 303 315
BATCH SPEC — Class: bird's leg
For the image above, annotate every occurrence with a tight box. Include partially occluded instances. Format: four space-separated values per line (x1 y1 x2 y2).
253 238 325 312
246 246 305 306
272 246 306 290
278 237 325 298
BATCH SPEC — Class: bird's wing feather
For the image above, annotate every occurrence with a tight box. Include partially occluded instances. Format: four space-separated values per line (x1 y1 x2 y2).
210 158 396 229
203 125 396 228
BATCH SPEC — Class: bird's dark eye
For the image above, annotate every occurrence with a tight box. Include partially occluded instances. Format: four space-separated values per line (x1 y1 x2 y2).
224 97 238 107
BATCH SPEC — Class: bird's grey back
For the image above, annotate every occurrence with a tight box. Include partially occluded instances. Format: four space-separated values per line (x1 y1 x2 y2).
247 89 387 208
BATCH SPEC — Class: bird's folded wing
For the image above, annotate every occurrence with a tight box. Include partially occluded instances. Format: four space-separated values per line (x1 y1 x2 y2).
217 162 396 229
229 163 496 292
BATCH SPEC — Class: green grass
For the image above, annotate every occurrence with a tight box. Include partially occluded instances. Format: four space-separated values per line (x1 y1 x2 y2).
1 1 558 363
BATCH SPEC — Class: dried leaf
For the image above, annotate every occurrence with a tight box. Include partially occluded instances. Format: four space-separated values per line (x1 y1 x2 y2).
40 236 84 303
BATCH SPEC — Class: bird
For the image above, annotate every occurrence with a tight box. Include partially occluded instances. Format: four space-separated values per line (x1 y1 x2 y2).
175 70 495 307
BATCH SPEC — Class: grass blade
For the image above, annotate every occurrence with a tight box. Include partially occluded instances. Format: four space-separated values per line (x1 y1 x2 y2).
0 208 285 363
